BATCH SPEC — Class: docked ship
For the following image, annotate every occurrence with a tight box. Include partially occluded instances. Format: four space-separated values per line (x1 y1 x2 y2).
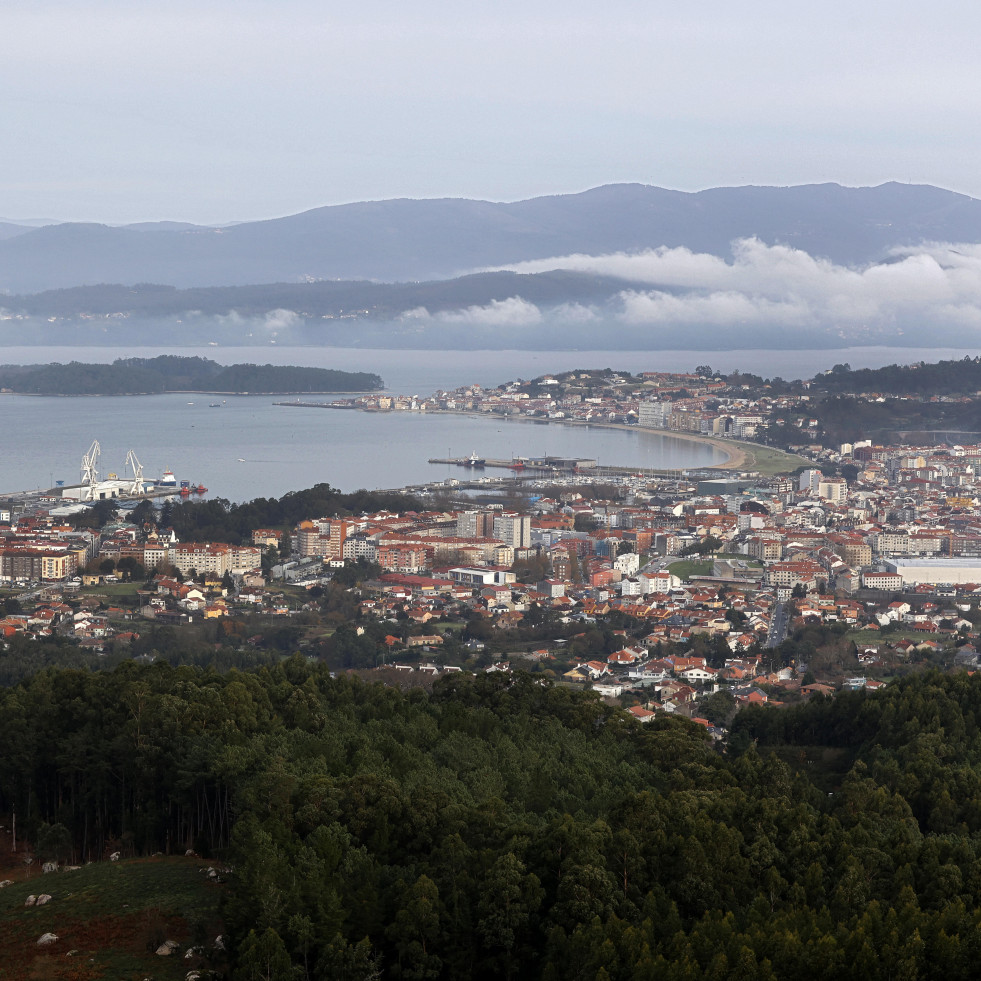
462 451 486 468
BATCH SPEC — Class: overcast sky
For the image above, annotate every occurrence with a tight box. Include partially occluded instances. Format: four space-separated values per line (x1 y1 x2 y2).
4 0 981 224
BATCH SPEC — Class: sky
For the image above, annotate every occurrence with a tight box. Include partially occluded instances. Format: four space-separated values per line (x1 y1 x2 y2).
4 0 981 225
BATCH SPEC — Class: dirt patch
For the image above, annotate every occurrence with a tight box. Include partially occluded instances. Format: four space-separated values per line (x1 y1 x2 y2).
0 908 189 981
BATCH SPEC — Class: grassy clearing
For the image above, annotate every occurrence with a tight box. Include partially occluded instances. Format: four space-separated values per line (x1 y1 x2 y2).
79 582 142 600
843 627 950 646
0 856 224 981
668 559 714 581
728 441 811 476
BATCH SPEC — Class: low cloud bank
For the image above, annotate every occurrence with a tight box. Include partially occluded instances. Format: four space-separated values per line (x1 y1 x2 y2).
393 239 981 332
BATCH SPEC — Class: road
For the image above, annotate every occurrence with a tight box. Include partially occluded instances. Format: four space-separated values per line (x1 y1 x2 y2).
766 601 790 649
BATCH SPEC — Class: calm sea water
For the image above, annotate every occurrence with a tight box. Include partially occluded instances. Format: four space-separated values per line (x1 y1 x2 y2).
0 393 726 501
1 344 974 501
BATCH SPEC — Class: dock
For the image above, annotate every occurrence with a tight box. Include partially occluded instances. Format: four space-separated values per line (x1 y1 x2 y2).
428 455 723 480
429 455 597 473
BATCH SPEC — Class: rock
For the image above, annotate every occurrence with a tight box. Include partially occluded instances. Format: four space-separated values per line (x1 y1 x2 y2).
0 879 13 888
109 851 121 861
186 973 201 981
156 939 179 955
36 894 52 905
25 895 36 906
184 848 197 857
214 935 225 950
37 933 58 945
42 861 58 874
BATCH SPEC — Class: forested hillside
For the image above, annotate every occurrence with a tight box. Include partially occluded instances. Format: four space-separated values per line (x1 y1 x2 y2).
0 355 382 395
3 663 981 978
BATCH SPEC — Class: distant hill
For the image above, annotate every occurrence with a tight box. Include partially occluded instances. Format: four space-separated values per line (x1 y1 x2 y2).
0 222 36 242
0 270 646 321
0 356 383 395
1 182 980 292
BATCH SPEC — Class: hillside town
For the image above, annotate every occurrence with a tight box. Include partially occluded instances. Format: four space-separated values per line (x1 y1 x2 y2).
5 369 981 734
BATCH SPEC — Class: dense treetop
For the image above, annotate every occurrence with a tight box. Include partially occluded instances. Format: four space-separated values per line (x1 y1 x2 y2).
5 661 981 979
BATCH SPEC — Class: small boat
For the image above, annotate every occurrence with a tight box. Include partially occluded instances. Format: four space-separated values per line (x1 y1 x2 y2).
237 458 246 463
209 402 221 408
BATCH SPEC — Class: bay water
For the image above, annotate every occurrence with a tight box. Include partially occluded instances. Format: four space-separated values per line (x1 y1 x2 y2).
0 344 974 501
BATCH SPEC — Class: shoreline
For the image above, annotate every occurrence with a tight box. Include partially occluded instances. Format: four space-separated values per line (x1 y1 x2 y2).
296 402 809 473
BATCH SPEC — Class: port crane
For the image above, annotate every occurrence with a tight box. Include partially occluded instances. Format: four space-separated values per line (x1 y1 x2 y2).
124 450 145 497
79 440 100 501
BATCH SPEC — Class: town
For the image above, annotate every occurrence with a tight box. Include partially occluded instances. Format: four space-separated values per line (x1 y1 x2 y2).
5 363 981 737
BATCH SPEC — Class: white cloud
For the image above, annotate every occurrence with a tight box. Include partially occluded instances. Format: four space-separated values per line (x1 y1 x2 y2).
263 308 303 330
399 306 432 320
551 301 602 323
484 239 981 332
402 296 544 327
213 308 303 332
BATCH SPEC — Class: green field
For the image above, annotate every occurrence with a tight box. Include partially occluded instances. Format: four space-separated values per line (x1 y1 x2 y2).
0 856 224 981
728 440 811 476
668 558 714 581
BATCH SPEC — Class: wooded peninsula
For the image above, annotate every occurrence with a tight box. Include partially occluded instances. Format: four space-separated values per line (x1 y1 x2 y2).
0 355 383 395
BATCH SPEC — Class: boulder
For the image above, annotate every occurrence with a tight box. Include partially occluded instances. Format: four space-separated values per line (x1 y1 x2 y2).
37 933 58 945
41 861 58 874
36 894 52 905
156 940 179 956
109 851 121 862
0 879 13 888
24 895 36 906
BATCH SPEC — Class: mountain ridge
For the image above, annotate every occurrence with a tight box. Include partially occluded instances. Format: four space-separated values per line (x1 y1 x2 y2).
2 181 980 293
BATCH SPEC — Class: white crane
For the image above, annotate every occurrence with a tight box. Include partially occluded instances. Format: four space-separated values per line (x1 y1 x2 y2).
124 449 145 497
80 440 100 500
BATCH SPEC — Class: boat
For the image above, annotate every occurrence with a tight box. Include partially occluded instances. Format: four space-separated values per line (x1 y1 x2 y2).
462 451 485 468
157 469 178 487
209 402 221 408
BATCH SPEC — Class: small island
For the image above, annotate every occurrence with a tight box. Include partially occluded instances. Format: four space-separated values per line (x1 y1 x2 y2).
0 355 383 396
